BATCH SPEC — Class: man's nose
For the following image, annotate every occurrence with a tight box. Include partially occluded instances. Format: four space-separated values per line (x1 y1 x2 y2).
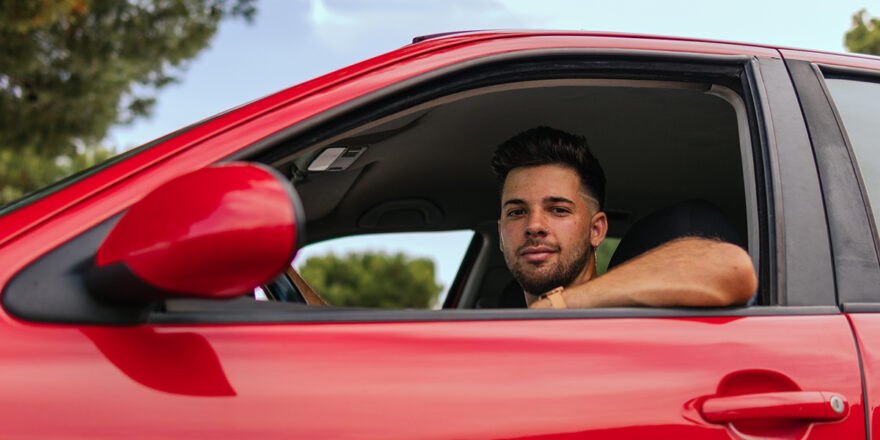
525 211 548 236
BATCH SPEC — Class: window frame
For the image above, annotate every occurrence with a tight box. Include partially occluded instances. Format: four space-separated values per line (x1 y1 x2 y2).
249 49 778 304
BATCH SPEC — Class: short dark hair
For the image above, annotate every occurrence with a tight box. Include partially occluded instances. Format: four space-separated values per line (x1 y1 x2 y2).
490 126 606 210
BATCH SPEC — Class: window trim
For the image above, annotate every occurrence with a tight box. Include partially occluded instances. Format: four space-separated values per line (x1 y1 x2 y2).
785 59 880 306
821 66 880 263
749 57 838 307
153 304 841 325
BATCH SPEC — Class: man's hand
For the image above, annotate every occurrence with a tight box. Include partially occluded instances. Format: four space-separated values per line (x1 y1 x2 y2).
528 237 757 309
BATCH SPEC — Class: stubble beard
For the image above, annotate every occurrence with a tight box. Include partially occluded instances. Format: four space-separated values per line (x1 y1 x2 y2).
507 240 593 295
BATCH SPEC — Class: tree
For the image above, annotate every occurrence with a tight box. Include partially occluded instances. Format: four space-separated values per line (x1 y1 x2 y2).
0 0 256 205
845 9 880 55
595 237 620 275
299 252 444 308
0 142 114 204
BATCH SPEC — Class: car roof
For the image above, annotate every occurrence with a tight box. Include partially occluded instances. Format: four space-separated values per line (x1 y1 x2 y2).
412 29 880 68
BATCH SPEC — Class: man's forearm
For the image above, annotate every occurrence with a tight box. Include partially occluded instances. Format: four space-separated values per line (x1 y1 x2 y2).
530 237 757 309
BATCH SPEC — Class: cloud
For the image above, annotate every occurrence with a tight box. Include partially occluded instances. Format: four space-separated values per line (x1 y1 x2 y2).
307 0 525 52
309 0 355 27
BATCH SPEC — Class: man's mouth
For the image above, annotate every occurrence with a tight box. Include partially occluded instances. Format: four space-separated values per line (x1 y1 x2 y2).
519 245 558 263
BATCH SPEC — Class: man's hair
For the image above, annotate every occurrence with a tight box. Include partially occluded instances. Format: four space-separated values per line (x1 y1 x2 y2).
490 126 606 210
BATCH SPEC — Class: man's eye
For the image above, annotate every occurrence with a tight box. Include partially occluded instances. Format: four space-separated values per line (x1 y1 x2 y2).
551 207 571 215
507 209 525 217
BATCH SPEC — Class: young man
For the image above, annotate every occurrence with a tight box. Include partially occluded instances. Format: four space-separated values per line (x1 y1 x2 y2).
491 127 757 309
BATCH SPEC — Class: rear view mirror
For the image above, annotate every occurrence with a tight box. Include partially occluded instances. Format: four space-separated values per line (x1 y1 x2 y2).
89 162 303 302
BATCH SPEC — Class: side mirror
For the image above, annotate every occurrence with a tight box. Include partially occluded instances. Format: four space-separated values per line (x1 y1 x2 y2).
89 162 303 302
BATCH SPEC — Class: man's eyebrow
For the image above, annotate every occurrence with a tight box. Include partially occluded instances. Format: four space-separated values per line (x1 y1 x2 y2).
503 197 577 207
545 196 575 204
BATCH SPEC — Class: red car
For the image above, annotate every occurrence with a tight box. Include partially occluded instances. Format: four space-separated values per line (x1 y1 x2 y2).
2 31 880 439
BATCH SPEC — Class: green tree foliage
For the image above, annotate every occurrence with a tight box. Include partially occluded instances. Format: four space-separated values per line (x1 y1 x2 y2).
845 9 880 55
0 0 255 205
0 142 114 204
595 237 620 275
299 252 444 308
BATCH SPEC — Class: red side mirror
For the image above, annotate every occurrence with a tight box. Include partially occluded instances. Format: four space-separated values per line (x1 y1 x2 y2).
91 162 303 302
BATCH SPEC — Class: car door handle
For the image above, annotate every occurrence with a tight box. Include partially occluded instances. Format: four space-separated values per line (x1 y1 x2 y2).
701 391 848 423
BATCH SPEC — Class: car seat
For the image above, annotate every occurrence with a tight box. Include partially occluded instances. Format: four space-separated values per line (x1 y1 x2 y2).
608 199 743 269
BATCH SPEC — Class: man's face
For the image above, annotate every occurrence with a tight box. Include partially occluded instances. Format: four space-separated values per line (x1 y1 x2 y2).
498 164 607 295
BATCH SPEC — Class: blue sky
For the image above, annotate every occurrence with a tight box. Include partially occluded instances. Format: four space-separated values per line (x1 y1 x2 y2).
109 0 873 150
106 0 876 293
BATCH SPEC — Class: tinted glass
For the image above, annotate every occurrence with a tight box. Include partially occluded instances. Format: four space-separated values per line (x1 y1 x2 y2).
825 78 880 230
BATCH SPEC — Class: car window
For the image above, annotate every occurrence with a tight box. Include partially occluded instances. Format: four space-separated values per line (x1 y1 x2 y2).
824 77 880 233
279 78 756 310
293 231 474 309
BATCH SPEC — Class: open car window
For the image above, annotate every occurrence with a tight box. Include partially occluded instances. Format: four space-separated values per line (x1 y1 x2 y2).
292 231 474 309
263 77 756 311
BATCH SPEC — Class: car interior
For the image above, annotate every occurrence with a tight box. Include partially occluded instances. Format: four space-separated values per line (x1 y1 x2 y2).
249 74 759 310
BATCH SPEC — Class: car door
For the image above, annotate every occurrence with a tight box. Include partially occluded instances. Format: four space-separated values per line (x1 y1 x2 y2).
785 49 880 439
0 34 867 439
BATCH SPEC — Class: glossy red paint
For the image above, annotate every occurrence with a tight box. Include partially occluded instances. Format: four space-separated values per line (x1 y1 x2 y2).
95 163 297 297
846 314 880 438
0 315 863 438
81 326 236 396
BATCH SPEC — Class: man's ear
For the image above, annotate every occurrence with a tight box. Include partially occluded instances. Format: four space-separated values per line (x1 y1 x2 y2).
590 211 608 248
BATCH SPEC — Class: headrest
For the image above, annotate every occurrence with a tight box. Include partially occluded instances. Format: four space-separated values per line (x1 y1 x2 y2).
608 199 742 269
498 280 527 308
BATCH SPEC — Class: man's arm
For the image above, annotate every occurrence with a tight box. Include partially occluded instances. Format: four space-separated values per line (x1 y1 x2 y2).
529 237 757 308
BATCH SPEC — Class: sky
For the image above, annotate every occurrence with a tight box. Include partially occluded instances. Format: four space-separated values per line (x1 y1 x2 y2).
108 0 873 150
106 0 876 292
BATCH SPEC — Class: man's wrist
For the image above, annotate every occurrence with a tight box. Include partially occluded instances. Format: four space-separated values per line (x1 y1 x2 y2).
540 286 566 309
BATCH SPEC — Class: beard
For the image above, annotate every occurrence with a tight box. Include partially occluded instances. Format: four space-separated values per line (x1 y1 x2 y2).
507 239 593 295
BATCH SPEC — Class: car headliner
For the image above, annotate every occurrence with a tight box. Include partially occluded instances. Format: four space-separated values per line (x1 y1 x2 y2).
283 79 747 247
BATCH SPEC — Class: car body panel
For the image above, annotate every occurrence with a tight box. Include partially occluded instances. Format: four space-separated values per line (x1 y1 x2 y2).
0 31 877 438
848 314 880 439
0 316 864 438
